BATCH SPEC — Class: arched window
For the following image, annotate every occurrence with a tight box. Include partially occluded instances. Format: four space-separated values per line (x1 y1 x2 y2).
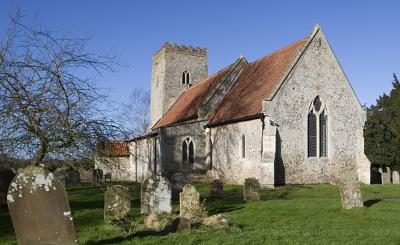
308 96 328 158
241 134 246 158
182 138 195 163
182 140 188 162
182 71 190 85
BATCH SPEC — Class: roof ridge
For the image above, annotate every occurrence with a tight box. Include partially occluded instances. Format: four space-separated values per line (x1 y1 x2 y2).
250 37 307 65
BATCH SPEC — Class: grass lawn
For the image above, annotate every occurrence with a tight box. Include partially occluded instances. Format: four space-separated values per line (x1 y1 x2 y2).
1 182 400 244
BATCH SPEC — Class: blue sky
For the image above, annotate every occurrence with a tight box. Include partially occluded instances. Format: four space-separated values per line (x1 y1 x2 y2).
1 0 399 106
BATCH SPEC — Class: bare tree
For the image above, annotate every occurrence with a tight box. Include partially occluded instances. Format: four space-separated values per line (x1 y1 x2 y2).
0 12 123 165
119 88 150 138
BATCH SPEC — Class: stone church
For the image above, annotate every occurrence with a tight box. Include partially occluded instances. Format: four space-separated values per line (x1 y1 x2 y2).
96 25 371 186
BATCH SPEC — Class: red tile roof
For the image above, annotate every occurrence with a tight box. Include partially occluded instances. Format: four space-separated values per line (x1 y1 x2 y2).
153 38 306 128
208 38 306 124
98 141 129 157
153 65 232 128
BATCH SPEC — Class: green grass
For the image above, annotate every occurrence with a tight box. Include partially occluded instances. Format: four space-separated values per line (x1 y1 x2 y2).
1 182 400 244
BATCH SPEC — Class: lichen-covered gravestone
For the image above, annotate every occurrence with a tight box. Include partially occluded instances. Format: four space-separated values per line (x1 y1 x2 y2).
141 175 172 214
210 179 224 197
92 169 104 186
243 178 261 201
7 165 76 244
392 171 400 184
104 185 131 222
338 169 363 209
180 184 204 220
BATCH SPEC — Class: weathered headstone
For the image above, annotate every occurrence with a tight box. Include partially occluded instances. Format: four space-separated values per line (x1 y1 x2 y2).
180 184 204 221
7 165 76 244
338 169 363 209
141 175 172 214
104 185 131 222
171 172 189 199
210 179 224 197
243 178 261 201
392 171 400 184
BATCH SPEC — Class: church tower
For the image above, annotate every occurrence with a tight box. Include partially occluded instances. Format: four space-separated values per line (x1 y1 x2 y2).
149 43 208 129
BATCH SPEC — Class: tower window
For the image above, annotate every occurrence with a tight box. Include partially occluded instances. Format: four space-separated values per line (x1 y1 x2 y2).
182 138 195 164
182 71 190 85
307 96 328 158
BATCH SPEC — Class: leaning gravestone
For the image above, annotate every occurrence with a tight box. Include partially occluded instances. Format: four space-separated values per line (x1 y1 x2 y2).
7 165 76 244
210 179 224 197
392 171 400 184
338 169 363 209
243 178 261 201
141 175 172 214
104 185 131 222
180 184 204 220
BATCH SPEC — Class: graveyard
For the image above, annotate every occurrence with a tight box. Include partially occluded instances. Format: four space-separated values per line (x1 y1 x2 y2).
1 180 400 244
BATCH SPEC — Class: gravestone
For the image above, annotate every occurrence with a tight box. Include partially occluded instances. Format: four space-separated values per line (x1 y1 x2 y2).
210 179 224 197
92 169 104 186
382 167 391 184
141 175 172 214
171 172 189 199
104 185 131 222
392 171 400 184
338 169 363 209
243 178 261 201
7 165 76 244
179 184 204 221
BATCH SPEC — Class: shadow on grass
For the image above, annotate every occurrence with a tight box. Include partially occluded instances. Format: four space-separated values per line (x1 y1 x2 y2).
69 200 104 210
364 199 382 207
85 229 168 245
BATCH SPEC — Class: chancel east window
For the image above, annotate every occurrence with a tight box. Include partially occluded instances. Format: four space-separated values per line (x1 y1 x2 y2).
182 138 194 163
182 71 190 85
308 96 328 158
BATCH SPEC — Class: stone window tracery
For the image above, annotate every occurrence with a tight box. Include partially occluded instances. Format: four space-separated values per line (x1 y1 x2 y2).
308 96 328 158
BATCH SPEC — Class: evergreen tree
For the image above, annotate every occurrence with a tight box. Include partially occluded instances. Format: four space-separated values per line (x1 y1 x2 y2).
365 74 400 170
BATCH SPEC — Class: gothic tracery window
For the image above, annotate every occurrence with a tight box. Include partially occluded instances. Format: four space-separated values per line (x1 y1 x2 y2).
182 138 194 163
308 96 328 158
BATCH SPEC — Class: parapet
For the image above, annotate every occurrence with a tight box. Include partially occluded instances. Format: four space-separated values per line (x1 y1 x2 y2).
153 42 208 59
